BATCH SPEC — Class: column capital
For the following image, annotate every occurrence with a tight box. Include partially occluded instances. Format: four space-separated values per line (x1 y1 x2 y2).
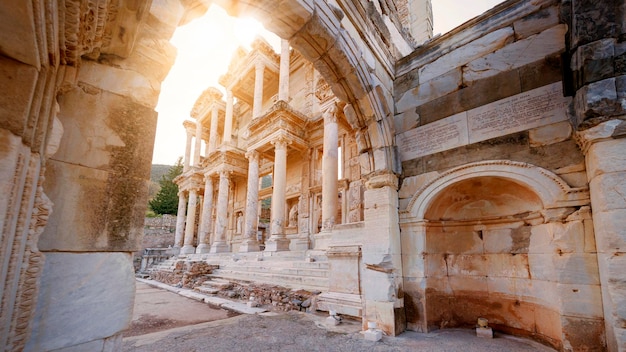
271 136 291 150
323 102 339 124
255 60 265 72
245 149 260 162
218 170 232 179
575 118 626 154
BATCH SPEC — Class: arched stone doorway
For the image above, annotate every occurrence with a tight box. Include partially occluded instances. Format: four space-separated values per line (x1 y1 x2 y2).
400 161 602 349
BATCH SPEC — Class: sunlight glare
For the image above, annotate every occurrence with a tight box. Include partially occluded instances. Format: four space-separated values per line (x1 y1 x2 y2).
234 17 265 48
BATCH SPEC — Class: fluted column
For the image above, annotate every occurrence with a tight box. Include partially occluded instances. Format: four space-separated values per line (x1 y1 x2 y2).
193 121 202 166
223 90 233 144
180 188 198 254
183 129 193 172
174 192 187 249
279 39 290 101
253 62 265 118
208 104 219 154
210 171 231 253
196 176 214 253
321 104 339 232
265 138 290 252
240 151 261 252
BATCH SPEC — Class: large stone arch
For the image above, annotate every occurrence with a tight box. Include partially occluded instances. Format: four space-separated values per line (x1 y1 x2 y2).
202 0 397 173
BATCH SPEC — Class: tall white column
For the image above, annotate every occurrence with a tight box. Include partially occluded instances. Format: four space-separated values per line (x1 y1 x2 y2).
223 90 234 144
210 171 231 253
253 62 265 118
183 129 193 172
208 104 219 154
174 192 187 249
321 104 339 231
196 176 214 253
265 138 290 252
279 39 290 102
193 121 202 166
181 188 198 254
240 151 261 252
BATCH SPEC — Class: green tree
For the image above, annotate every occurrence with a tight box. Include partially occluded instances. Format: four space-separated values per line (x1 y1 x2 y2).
149 158 183 215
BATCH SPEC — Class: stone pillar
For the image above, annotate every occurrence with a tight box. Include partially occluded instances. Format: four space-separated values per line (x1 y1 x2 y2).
253 62 265 119
265 138 290 252
224 90 234 144
208 104 219 154
322 104 339 231
578 121 626 351
279 39 290 102
193 121 202 166
180 188 198 254
183 129 193 172
240 151 262 252
196 176 214 253
210 171 231 253
174 192 187 249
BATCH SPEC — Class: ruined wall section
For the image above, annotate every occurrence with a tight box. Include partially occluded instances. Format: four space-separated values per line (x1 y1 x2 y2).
393 0 603 349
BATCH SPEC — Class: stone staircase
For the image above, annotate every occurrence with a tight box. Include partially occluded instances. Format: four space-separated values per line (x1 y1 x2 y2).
208 259 330 292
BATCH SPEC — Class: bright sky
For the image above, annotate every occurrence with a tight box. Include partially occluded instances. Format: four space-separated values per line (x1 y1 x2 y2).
151 0 504 165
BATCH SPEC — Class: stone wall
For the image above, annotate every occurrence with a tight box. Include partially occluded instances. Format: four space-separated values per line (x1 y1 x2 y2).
394 0 607 350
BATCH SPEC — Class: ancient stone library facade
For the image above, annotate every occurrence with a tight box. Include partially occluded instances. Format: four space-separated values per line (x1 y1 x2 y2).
1 0 625 351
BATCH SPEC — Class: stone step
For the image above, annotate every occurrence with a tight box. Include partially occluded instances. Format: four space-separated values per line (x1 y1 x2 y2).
210 269 328 292
200 278 232 290
194 286 220 295
219 263 329 278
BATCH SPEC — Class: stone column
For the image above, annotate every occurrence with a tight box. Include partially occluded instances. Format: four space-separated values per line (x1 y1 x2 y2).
183 129 193 172
196 176 214 253
322 104 339 231
224 90 234 144
240 151 262 252
253 62 265 118
279 39 290 102
174 192 187 249
208 104 219 154
193 121 202 166
578 121 626 351
181 188 198 254
210 171 231 253
265 138 290 252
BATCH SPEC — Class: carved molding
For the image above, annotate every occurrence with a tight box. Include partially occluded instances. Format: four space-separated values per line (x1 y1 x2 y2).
401 160 590 221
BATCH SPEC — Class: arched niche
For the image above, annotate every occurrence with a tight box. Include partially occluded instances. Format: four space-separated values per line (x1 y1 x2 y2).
399 161 591 349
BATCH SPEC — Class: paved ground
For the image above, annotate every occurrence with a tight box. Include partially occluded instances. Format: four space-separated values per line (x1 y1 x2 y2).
123 280 555 352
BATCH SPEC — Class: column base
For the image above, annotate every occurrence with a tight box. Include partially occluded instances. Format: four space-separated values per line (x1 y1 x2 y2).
313 231 332 250
289 236 310 251
195 243 211 254
209 241 230 253
180 245 196 254
264 236 290 252
239 240 262 252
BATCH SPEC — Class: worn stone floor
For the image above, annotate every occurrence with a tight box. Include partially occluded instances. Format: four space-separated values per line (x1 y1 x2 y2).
122 281 555 352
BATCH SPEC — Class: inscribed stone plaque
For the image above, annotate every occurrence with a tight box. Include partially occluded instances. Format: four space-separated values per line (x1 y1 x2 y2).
397 112 468 161
468 82 570 143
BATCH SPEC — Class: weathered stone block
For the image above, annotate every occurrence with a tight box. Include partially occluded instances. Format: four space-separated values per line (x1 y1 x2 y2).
395 68 462 115
26 252 135 352
446 254 489 277
529 121 572 147
486 253 530 279
590 171 626 212
513 6 559 39
398 171 439 200
419 27 514 83
424 253 447 278
519 54 563 91
574 77 622 124
592 210 626 252
463 25 567 83
586 138 626 178
560 316 607 352
483 228 513 253
553 253 601 285
558 283 604 318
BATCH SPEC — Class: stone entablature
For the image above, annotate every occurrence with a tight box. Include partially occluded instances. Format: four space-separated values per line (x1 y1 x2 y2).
202 147 248 178
245 101 309 153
